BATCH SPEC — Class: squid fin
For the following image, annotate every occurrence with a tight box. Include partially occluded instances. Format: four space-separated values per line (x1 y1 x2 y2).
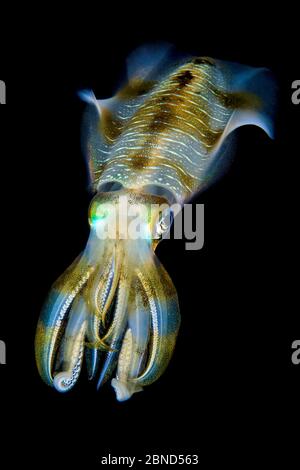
202 63 277 190
218 61 277 140
80 90 123 143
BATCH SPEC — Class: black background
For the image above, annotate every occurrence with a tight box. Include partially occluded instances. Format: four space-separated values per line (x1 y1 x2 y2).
0 6 299 467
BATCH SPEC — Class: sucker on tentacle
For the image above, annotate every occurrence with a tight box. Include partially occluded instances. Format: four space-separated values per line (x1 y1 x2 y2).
35 43 276 401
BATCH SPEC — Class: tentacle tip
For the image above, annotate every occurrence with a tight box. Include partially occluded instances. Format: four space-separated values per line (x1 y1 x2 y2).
53 372 74 393
111 378 143 402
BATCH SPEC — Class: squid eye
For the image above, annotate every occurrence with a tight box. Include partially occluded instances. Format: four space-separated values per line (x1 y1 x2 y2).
89 203 109 226
95 209 108 220
155 208 173 238
157 218 169 235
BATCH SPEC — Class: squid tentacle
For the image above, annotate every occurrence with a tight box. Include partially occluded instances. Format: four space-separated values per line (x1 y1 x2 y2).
53 296 88 392
110 240 180 400
111 275 150 401
85 243 122 379
132 255 180 387
35 256 93 386
96 251 132 389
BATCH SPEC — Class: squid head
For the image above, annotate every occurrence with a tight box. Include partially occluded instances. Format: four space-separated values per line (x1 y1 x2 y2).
35 188 181 400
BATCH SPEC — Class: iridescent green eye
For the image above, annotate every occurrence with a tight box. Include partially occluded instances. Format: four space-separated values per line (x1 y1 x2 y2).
89 203 109 226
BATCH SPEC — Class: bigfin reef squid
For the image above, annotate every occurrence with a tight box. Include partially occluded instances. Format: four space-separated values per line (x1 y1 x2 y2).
35 44 276 401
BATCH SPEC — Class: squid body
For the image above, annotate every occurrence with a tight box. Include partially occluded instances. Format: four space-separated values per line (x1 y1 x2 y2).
35 44 276 401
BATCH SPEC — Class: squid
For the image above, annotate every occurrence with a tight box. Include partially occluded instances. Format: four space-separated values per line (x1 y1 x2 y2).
35 44 276 401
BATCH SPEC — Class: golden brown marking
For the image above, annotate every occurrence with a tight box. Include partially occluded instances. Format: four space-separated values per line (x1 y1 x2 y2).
122 62 225 160
129 154 150 170
173 70 194 89
216 90 261 110
100 107 123 143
